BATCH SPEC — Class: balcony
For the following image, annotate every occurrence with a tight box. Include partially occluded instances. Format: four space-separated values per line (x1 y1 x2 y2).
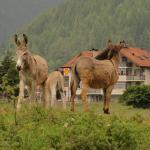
119 75 145 81
126 75 145 81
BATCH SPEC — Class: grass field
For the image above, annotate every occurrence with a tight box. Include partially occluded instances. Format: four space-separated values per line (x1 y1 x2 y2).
0 100 150 150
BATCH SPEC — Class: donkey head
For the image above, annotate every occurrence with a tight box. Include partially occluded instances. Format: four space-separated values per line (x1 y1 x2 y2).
14 34 31 71
107 40 125 59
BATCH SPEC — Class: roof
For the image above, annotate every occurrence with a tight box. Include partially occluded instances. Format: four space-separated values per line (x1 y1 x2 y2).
62 50 101 68
61 47 150 68
121 47 150 67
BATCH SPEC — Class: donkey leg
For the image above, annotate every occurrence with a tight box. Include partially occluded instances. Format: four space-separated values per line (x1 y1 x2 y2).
17 80 25 111
28 85 32 107
30 82 36 101
60 91 66 109
80 84 89 112
70 79 77 112
103 88 107 113
40 85 45 103
51 88 56 108
44 85 50 108
28 83 36 108
103 86 114 114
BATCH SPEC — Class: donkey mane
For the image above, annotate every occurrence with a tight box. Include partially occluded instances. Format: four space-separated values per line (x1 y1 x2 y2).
95 40 127 60
95 48 110 60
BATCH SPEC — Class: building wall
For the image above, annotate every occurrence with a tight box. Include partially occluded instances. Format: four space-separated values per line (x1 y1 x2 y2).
112 88 125 95
144 68 150 85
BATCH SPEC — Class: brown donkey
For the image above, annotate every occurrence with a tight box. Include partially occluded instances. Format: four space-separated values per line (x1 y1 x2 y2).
70 41 125 114
14 34 48 110
44 71 66 109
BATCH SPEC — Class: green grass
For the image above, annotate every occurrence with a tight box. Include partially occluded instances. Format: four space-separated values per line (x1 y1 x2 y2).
67 100 150 127
0 100 150 150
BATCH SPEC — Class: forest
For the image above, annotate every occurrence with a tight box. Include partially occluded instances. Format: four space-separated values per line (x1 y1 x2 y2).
1 0 150 70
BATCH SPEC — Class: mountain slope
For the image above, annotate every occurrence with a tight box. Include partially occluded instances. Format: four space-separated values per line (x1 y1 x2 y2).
2 0 150 70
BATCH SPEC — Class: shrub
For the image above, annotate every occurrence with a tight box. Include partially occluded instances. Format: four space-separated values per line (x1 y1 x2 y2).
119 85 150 108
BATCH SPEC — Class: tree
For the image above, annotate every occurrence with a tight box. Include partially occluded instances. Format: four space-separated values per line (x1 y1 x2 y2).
0 52 19 99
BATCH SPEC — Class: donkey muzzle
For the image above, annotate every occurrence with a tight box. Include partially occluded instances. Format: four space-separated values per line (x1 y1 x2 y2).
16 65 21 71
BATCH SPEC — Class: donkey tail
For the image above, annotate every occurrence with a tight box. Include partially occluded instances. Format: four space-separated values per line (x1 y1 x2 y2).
57 72 64 92
56 72 64 99
70 63 80 91
72 64 80 82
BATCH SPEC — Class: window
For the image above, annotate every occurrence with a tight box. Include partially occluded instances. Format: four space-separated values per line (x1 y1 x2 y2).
122 57 127 62
127 62 132 67
119 68 126 75
126 68 132 76
140 68 144 76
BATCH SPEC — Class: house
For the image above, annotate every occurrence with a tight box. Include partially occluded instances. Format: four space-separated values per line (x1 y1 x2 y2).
59 47 150 101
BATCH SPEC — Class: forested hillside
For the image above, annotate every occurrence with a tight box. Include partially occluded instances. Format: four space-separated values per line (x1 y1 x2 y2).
2 0 150 70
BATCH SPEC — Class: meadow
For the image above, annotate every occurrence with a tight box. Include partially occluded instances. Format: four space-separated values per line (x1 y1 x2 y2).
0 100 150 150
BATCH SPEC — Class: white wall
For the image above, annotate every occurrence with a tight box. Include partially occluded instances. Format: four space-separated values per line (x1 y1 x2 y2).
144 68 150 85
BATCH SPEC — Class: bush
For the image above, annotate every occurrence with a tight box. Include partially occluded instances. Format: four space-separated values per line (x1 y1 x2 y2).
119 85 150 108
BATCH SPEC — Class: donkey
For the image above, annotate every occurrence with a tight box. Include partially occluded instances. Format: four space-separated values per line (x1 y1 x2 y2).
70 40 125 114
14 34 48 110
44 71 66 109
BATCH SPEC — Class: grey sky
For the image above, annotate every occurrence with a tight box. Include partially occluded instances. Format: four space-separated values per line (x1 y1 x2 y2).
0 0 63 45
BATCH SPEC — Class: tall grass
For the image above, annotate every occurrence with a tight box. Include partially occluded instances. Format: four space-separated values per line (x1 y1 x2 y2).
0 100 150 150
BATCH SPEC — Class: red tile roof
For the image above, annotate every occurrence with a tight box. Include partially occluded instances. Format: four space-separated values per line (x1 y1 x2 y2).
121 47 150 67
62 50 101 68
61 47 150 68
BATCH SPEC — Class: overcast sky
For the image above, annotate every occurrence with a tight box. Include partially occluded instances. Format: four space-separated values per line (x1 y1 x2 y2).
0 0 63 45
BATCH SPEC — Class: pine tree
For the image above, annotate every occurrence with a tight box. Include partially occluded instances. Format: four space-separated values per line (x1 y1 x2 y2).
0 52 19 98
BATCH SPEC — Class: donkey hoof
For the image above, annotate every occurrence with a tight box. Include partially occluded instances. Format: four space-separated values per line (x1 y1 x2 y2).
103 108 110 114
71 108 75 112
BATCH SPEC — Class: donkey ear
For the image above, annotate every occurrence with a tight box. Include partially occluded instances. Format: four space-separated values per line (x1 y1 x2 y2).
14 34 20 46
119 40 126 48
14 34 18 44
107 40 113 48
23 34 28 44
